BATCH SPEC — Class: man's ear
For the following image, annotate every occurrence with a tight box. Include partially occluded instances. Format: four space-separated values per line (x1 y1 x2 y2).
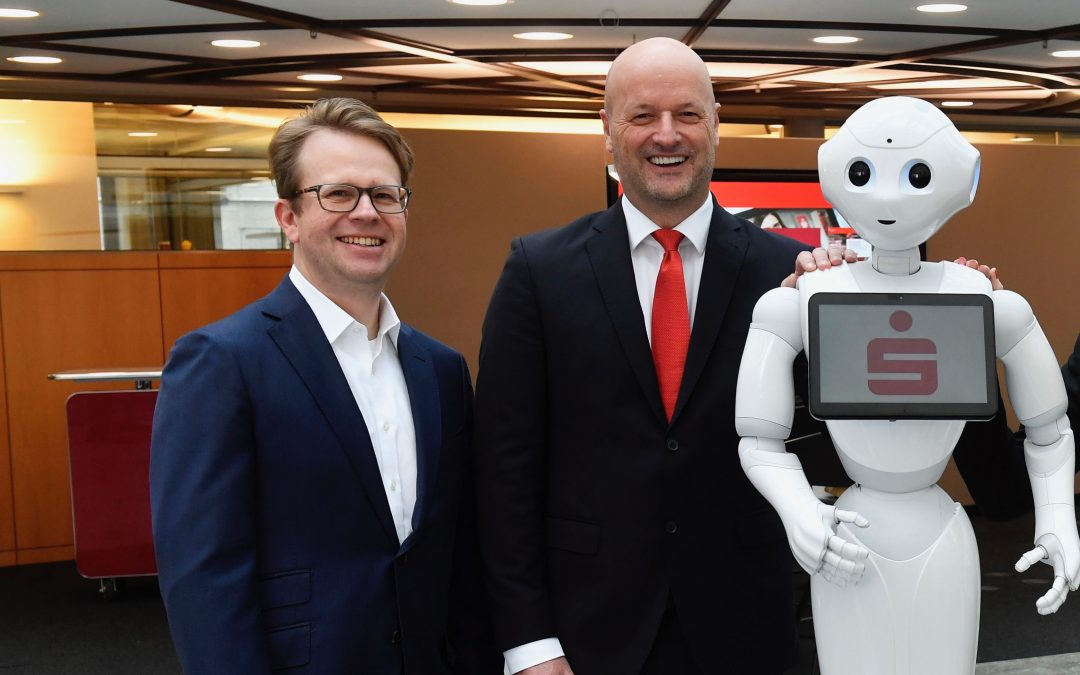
599 109 613 154
275 199 301 245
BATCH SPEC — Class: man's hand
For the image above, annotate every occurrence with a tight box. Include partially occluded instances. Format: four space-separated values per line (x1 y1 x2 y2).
953 256 1003 291
518 657 574 675
782 246 858 288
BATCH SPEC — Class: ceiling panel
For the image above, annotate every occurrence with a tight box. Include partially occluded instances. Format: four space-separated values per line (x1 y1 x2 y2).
247 0 708 21
694 27 996 55
0 47 179 74
0 0 243 34
720 0 1080 32
964 41 1080 70
62 29 383 60
384 25 685 51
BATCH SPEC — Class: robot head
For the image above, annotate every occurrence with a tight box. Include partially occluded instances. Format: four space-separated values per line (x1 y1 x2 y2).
818 96 980 251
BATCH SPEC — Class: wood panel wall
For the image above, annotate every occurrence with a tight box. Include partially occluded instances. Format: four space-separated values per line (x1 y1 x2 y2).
0 251 290 566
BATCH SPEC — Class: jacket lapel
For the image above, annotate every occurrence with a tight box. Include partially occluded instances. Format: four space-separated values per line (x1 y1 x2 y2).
396 325 441 551
585 203 667 426
261 278 399 546
671 200 750 424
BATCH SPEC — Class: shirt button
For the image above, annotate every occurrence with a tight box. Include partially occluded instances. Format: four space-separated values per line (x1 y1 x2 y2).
665 521 678 534
389 480 397 491
666 439 679 453
382 421 390 431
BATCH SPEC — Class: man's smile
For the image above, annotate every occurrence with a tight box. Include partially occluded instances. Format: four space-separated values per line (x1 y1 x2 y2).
338 235 384 247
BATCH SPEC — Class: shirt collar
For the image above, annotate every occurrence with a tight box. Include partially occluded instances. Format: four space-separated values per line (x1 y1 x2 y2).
622 194 712 254
289 265 401 347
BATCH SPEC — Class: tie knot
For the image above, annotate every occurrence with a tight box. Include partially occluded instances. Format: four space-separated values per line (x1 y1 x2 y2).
652 229 684 252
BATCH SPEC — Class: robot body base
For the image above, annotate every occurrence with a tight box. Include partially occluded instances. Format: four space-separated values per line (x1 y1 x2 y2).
812 484 980 675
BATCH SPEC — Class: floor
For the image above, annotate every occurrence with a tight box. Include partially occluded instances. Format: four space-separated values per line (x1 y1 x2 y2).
1 508 1077 674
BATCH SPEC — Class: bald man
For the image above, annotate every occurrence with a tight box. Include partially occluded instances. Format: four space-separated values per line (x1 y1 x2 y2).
475 38 823 675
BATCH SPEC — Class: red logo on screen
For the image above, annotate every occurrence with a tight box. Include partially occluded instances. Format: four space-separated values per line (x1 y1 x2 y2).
867 311 938 395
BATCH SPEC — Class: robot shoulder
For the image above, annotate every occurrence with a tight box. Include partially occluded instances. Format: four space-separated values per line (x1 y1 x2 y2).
939 260 993 294
751 286 802 347
992 290 1036 354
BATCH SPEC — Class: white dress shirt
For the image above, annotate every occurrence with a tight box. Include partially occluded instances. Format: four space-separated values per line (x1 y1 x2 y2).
289 266 418 544
504 195 713 674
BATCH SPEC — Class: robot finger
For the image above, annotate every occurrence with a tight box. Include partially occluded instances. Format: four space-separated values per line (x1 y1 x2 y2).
833 509 870 529
1035 577 1068 615
1015 546 1048 573
826 535 869 561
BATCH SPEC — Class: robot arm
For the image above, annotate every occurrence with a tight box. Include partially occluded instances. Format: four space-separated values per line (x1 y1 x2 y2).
736 287 869 585
995 290 1080 614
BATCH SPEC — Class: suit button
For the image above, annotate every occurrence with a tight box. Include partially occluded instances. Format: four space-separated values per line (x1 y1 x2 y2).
666 439 679 453
665 521 678 534
391 629 401 644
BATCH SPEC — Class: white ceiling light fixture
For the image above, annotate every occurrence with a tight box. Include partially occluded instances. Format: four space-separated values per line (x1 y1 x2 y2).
297 73 343 82
128 132 158 137
916 4 968 13
1011 136 1034 142
0 8 39 18
210 39 261 49
205 147 232 152
1050 50 1080 58
513 32 573 41
813 36 862 45
941 100 974 107
6 55 61 64
448 0 510 5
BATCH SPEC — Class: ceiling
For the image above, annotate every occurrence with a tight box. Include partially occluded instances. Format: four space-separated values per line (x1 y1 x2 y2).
1 0 1078 132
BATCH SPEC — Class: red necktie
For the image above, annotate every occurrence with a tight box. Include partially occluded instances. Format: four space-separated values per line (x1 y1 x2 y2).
651 229 690 422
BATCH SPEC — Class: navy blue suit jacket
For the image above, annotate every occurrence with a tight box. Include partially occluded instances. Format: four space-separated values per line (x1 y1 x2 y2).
475 199 813 675
151 277 499 674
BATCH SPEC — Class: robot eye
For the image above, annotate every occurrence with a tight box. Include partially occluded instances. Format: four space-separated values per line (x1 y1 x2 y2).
908 162 932 189
848 160 871 187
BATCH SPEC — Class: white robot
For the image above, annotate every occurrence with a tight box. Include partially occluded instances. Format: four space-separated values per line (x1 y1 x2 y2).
735 96 1079 674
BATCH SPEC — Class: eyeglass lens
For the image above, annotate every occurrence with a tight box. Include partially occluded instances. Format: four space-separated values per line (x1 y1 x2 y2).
317 184 408 213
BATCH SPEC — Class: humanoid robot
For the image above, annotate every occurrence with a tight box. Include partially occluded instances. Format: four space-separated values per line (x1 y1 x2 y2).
735 96 1079 674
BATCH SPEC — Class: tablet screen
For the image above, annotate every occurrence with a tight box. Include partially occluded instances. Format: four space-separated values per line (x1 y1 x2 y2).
808 292 997 420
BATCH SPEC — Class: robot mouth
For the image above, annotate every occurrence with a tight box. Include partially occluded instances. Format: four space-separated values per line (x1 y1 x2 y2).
877 219 896 225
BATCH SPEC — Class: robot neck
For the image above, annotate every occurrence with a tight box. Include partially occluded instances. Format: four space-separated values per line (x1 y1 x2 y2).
871 246 921 275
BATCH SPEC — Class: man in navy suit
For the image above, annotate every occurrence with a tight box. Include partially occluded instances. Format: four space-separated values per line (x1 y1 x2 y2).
151 98 500 674
474 38 828 675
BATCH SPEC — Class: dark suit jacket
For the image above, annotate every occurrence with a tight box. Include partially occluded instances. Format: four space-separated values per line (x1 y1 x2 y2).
954 331 1080 520
150 277 500 674
474 199 812 675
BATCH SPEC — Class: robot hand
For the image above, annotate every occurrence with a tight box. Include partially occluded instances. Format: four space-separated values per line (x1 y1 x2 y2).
1015 523 1080 615
788 500 871 586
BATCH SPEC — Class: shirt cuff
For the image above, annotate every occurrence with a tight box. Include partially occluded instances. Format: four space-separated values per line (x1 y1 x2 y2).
504 638 565 674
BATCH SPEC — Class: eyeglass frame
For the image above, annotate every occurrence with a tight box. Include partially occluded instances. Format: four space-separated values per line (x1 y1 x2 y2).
292 183 412 214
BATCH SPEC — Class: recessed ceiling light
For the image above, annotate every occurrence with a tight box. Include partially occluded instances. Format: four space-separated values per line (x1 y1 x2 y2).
813 36 862 45
6 55 61 64
941 101 973 107
513 32 573 41
211 39 261 49
128 132 158 138
297 73 342 82
768 124 784 129
0 8 39 18
448 0 510 5
1051 50 1080 58
916 4 968 13
1011 136 1034 142
205 147 232 152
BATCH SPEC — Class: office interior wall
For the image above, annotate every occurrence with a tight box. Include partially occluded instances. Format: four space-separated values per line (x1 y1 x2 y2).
0 101 100 251
0 127 1076 564
0 251 289 566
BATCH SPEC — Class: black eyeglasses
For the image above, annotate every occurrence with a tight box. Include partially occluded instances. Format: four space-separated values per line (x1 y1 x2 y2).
293 184 412 214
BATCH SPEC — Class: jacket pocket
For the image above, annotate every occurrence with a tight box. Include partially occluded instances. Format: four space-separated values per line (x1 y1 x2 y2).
266 622 311 671
546 516 601 555
260 569 311 610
